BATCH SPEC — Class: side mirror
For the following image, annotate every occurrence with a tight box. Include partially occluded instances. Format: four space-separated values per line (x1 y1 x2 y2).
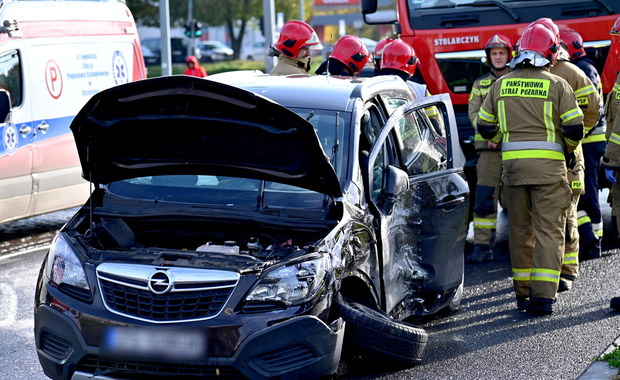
382 165 409 213
0 89 11 123
360 0 378 14
385 165 409 198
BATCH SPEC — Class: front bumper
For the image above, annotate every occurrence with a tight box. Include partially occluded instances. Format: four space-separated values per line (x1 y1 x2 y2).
35 305 344 380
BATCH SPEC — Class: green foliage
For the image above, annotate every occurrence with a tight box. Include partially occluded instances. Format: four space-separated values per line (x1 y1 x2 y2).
601 346 620 368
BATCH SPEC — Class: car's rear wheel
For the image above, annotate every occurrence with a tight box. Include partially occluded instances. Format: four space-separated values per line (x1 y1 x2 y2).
334 297 428 366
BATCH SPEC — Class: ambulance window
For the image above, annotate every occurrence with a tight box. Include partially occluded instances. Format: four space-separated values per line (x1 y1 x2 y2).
0 51 21 108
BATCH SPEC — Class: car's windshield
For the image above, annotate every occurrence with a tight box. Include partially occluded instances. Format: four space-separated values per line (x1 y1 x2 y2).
107 108 350 210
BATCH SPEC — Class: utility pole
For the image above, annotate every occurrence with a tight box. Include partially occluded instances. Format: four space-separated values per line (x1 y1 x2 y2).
299 0 305 21
263 0 276 73
159 0 172 76
187 0 194 58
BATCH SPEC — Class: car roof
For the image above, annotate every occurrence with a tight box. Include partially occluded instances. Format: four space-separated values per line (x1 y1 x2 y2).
206 72 414 112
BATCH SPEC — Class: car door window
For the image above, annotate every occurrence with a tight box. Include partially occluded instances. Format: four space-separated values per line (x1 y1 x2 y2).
0 50 22 108
397 107 449 175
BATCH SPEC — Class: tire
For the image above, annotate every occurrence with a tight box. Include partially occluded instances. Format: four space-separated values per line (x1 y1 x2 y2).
447 279 464 312
334 297 428 366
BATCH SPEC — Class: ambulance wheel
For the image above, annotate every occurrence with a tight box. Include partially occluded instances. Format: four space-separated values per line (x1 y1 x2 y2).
334 297 428 366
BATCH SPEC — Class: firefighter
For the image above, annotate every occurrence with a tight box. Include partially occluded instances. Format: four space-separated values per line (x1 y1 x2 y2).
466 33 512 263
560 27 607 260
535 19 601 292
477 24 584 314
315 35 370 76
372 36 394 75
377 40 440 123
270 20 323 76
604 16 620 311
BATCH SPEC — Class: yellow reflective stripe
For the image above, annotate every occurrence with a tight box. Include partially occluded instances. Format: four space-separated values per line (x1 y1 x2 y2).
512 268 531 281
563 252 578 265
491 134 503 144
544 101 555 143
479 107 496 123
498 100 507 141
473 218 496 229
595 229 603 238
425 107 439 117
582 133 606 143
609 133 620 146
560 107 583 123
474 133 486 141
574 85 595 97
577 214 592 226
502 150 565 160
531 268 560 282
471 88 481 96
564 137 579 149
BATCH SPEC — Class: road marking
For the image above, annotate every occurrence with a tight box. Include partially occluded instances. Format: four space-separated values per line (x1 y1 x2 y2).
0 283 17 327
0 244 51 263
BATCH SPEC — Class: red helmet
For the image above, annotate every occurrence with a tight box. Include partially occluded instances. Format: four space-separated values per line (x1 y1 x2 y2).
373 37 394 62
484 33 513 58
273 20 323 58
559 28 586 59
381 39 419 76
513 24 558 67
528 18 560 44
330 35 370 74
611 16 620 35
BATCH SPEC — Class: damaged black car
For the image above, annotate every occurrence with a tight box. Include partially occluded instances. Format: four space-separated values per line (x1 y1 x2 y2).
34 73 469 379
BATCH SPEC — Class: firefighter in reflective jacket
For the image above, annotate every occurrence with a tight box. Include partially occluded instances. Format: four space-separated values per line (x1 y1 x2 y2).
477 24 584 315
466 33 513 263
560 27 607 260
605 16 620 311
270 20 323 76
549 45 600 292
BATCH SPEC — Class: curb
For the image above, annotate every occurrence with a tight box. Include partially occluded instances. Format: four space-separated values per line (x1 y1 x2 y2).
577 335 620 380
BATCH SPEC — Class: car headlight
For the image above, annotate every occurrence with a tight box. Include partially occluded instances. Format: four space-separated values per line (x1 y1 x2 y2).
46 234 89 290
246 255 329 306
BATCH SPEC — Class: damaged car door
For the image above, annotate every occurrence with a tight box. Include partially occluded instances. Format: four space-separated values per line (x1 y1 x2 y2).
367 94 469 318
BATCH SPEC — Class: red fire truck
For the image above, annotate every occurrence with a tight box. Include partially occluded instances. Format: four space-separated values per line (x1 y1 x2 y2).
362 0 618 190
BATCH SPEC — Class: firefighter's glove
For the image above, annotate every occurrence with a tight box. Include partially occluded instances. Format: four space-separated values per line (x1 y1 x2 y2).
605 168 618 184
565 153 576 170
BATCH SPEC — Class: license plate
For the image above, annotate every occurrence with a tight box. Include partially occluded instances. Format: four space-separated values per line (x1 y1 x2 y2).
102 327 206 360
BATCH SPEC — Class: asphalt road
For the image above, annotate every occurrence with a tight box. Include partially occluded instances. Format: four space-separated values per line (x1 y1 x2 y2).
1 201 619 380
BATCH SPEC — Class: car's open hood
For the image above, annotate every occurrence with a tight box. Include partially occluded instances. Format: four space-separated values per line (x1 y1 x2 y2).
71 75 342 197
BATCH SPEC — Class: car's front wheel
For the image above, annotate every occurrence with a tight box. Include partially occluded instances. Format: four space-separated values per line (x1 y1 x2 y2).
334 297 428 366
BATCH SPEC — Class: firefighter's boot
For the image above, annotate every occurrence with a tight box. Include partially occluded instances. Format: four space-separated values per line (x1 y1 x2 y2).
611 296 620 311
558 274 575 293
522 297 553 315
466 244 494 263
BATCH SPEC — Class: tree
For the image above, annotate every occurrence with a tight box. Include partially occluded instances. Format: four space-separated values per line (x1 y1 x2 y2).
127 0 315 60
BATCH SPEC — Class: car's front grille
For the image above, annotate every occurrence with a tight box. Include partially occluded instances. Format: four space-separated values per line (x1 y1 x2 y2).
99 280 233 322
77 355 244 379
96 263 239 323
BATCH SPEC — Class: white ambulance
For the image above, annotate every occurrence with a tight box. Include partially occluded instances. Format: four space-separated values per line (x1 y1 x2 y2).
0 0 147 224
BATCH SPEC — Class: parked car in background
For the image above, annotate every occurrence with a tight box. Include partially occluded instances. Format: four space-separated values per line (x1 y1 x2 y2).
243 41 268 61
141 37 201 64
141 45 159 66
34 73 468 380
197 40 234 62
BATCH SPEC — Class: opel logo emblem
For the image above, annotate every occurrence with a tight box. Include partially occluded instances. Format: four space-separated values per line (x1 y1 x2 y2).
148 270 172 295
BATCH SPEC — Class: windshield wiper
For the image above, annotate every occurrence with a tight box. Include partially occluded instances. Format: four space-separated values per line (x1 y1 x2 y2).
472 0 519 21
